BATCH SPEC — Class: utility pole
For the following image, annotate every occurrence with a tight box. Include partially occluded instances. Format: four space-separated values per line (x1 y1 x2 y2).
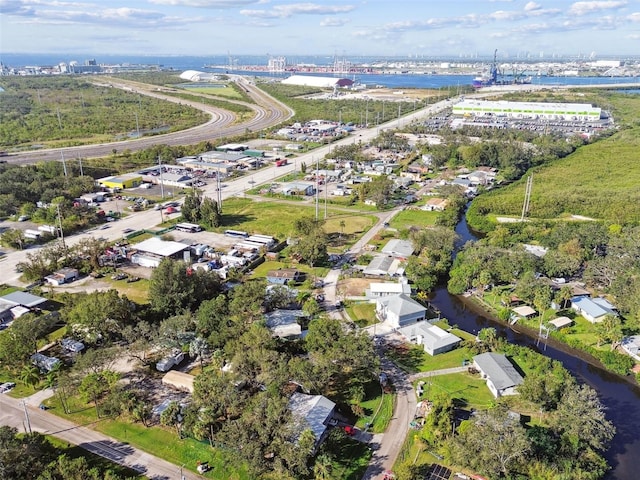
56 203 66 251
78 157 83 176
22 401 32 434
315 156 319 220
61 152 68 178
158 156 165 200
521 175 533 221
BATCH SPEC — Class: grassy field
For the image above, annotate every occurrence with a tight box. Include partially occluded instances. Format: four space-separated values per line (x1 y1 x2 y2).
468 93 640 228
390 208 440 231
218 198 376 242
178 84 244 100
322 434 372 480
356 389 395 434
43 394 249 479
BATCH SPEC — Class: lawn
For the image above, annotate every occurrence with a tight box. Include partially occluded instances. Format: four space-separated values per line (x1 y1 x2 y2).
390 208 440 231
345 302 378 328
415 372 495 410
319 432 372 480
386 330 474 374
104 277 150 304
43 394 250 479
251 260 329 280
356 389 395 434
181 85 244 100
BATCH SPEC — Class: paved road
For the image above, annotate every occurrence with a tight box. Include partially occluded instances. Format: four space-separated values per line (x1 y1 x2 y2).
0 392 203 479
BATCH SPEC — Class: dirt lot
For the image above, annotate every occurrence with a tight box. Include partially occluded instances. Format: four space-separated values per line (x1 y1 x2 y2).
337 277 386 297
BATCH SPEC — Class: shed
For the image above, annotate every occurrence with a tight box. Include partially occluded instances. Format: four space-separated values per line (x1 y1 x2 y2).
511 305 537 318
549 316 573 330
473 352 524 398
162 371 195 393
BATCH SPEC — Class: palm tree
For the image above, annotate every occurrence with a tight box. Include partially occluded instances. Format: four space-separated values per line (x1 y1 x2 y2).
313 453 333 480
339 220 346 239
19 364 40 389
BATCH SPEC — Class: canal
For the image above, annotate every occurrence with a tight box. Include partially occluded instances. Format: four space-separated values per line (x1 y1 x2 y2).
426 210 640 479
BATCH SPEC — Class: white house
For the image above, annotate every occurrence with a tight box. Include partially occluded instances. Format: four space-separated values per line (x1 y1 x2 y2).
381 239 414 259
621 335 640 361
473 352 524 398
376 294 427 328
571 296 618 323
366 279 411 299
398 321 462 356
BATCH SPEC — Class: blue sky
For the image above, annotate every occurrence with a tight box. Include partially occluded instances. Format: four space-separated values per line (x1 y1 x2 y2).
1 0 639 58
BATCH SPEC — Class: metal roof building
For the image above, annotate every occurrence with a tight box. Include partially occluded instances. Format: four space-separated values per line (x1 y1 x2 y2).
281 75 354 88
452 99 602 121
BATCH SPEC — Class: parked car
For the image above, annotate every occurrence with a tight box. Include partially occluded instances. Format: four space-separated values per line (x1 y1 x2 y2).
126 276 140 283
0 382 16 393
111 272 127 280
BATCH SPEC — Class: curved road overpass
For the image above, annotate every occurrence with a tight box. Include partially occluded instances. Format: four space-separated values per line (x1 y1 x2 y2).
5 75 293 165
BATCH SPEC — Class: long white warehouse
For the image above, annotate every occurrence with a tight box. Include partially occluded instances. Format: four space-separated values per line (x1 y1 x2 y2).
452 100 602 121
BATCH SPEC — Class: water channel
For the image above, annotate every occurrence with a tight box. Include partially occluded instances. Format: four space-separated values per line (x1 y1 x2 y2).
426 211 640 480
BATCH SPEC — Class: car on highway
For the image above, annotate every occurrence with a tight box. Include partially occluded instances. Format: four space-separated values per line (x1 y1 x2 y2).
122 228 134 234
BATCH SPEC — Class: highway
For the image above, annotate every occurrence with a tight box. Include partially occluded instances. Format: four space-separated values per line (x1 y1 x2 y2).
4 75 293 166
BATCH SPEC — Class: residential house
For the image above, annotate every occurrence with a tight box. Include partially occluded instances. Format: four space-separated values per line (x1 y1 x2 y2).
363 255 397 277
621 336 640 361
0 291 48 309
571 296 618 323
288 392 336 448
381 239 414 260
398 321 462 356
264 309 306 339
376 294 427 328
266 268 301 285
421 197 448 212
366 279 411 299
473 352 524 398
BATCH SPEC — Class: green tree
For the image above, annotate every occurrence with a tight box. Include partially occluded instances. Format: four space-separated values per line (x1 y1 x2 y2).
0 228 26 250
313 453 333 479
19 364 41 388
64 290 133 342
291 217 328 267
200 197 221 228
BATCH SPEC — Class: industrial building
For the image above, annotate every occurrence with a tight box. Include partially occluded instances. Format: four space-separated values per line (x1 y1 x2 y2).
131 237 190 268
98 173 143 190
281 75 354 88
452 100 602 121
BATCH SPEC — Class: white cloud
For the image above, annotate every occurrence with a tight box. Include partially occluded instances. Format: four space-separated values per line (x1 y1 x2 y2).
569 1 627 16
627 12 640 22
524 1 541 11
320 17 348 27
148 0 261 7
241 3 355 19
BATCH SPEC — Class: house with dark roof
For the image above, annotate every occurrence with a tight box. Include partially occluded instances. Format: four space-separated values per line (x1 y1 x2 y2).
398 321 462 356
376 294 427 328
473 352 524 398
